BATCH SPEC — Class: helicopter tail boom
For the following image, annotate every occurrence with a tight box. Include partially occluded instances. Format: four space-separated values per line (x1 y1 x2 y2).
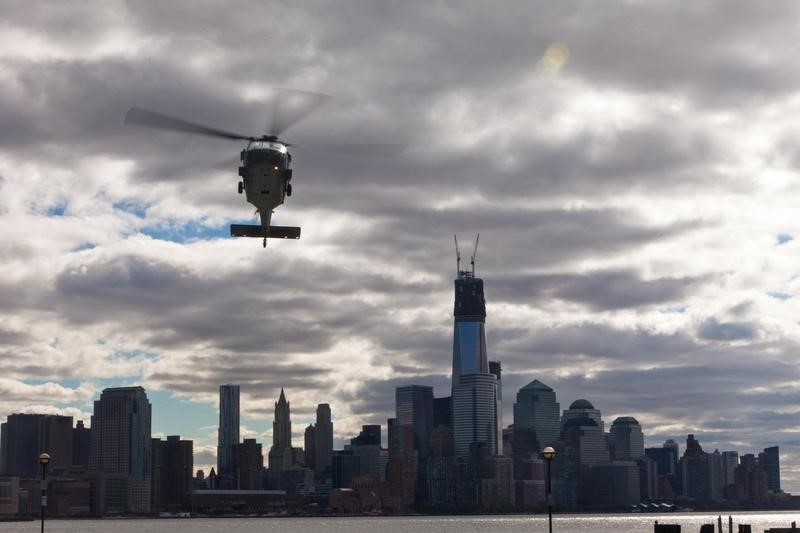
230 224 301 240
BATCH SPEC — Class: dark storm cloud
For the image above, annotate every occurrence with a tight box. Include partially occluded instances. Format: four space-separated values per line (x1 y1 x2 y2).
697 317 758 342
491 269 703 310
327 205 703 281
53 252 434 354
496 322 698 363
290 117 722 211
0 1 736 205
121 1 800 103
397 321 703 384
147 357 329 397
558 1 800 104
339 373 451 422
2 59 257 161
539 357 799 416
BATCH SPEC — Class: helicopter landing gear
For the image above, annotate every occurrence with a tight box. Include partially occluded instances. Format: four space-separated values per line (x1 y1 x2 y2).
238 182 244 194
286 183 292 196
263 236 267 248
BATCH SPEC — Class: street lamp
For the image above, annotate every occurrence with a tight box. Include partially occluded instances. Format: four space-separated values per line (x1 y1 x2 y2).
542 447 555 533
39 453 50 533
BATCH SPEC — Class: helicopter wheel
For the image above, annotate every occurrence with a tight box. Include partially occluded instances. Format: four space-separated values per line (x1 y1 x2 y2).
238 182 244 194
286 183 292 197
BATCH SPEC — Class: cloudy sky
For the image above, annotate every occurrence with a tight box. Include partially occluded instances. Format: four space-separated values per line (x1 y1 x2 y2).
2 1 800 490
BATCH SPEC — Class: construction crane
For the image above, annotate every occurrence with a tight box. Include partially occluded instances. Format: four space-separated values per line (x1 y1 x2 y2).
454 234 480 277
454 234 462 276
470 233 480 276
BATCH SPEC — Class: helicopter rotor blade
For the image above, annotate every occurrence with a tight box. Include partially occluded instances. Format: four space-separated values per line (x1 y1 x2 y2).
212 155 244 171
267 88 331 138
295 143 408 158
124 107 254 141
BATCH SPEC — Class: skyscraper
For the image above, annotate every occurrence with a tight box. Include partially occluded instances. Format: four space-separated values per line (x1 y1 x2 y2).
554 416 609 508
0 414 74 477
759 446 780 492
217 384 240 478
433 396 452 428
489 361 503 454
304 424 316 470
314 403 333 476
351 425 381 477
151 435 193 512
268 388 294 480
72 419 91 466
89 386 152 513
273 388 291 450
721 451 738 487
609 417 644 461
680 434 711 502
513 379 560 451
561 399 604 432
453 373 498 458
234 438 264 490
452 244 488 387
450 238 498 460
395 385 434 459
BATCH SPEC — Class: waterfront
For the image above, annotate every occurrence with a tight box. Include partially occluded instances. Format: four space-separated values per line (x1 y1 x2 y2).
3 512 799 533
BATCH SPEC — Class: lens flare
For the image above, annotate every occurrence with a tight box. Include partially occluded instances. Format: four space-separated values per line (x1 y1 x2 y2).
537 41 570 75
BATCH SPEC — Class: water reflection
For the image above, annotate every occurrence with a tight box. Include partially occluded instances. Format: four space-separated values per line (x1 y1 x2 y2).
4 512 798 533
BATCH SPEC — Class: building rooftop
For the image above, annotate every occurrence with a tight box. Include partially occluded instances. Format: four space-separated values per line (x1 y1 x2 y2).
613 416 640 426
520 379 553 391
569 399 594 410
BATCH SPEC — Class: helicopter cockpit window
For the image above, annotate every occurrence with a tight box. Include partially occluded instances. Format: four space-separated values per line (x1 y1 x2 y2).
249 141 288 153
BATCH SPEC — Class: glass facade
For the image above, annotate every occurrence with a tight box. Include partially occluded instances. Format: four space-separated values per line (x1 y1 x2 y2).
395 385 434 459
453 322 488 379
452 373 498 459
452 274 488 387
513 380 561 451
451 267 497 460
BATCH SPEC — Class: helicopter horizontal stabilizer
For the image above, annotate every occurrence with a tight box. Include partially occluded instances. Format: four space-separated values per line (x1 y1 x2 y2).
230 224 301 240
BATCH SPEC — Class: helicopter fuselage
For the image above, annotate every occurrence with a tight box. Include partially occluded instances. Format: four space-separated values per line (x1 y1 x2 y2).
238 140 292 231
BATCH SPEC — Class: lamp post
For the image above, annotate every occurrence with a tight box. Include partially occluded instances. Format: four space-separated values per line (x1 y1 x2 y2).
542 446 555 533
39 453 50 533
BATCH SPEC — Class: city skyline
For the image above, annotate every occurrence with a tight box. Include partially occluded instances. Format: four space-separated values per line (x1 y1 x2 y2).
2 0 800 498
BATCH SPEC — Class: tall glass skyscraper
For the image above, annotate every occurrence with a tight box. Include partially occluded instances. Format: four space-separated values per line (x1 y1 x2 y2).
452 268 488 386
396 385 434 459
760 446 780 492
452 373 497 458
513 379 560 451
450 242 498 459
609 416 644 461
218 384 240 478
89 386 152 513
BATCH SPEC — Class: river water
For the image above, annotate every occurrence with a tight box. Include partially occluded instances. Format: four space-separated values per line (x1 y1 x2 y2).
3 511 798 533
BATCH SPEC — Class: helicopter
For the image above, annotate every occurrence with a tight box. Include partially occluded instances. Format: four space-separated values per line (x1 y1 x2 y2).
124 89 405 247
